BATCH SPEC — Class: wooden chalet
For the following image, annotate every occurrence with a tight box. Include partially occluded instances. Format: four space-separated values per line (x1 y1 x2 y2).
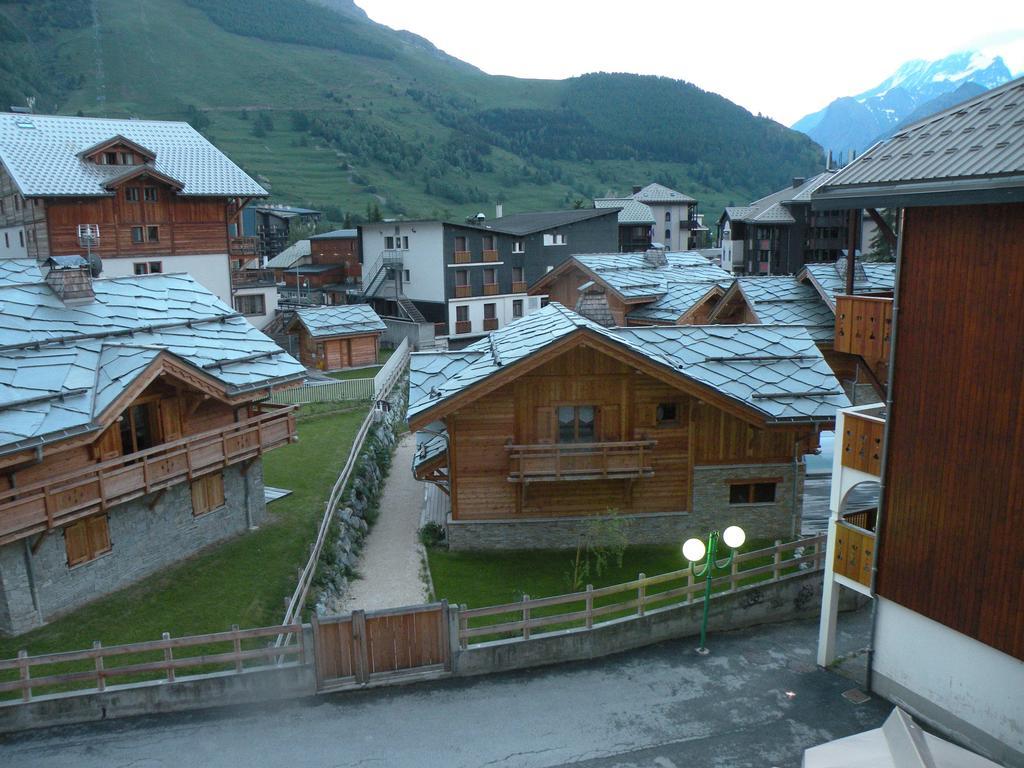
0 112 267 311
288 304 387 371
528 251 731 327
813 77 1024 765
408 303 848 550
0 260 304 635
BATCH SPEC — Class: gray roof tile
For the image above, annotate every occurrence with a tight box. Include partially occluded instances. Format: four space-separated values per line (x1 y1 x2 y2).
593 198 656 224
632 183 697 203
294 304 386 338
800 262 896 311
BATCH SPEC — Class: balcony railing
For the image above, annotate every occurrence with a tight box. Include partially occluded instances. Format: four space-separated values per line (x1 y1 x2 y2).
231 269 276 288
453 251 471 264
834 295 893 362
506 440 657 482
841 409 885 476
454 285 472 298
483 317 499 331
455 320 472 335
229 236 259 257
482 250 499 262
483 283 499 296
512 281 527 293
833 511 876 588
0 406 297 546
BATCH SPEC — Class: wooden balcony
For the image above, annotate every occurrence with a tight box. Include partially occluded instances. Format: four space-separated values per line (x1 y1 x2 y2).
483 317 499 331
482 250 499 262
455 320 472 334
506 440 656 482
833 511 876 588
483 283 499 295
841 410 885 476
454 285 472 298
231 269 276 288
0 406 297 546
453 251 471 264
512 281 527 293
834 295 893 363
229 236 259 258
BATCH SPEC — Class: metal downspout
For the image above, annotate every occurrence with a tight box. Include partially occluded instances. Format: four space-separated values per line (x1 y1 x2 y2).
791 439 800 539
865 208 905 692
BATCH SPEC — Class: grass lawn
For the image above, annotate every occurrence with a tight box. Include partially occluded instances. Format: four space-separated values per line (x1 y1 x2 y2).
428 537 813 642
0 405 366 663
326 348 396 381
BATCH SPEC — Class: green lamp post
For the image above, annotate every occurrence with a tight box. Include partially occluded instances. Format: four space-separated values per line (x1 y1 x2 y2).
682 525 746 655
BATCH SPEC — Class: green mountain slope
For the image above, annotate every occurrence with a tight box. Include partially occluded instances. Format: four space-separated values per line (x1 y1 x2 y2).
0 0 822 225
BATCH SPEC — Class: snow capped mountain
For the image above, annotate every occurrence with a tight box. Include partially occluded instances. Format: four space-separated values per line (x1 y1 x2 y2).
792 50 1015 160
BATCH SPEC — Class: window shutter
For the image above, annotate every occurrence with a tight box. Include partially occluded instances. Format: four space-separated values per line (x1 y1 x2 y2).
209 473 225 509
637 403 657 429
65 520 90 566
535 407 555 443
86 514 111 557
93 424 123 461
601 405 621 441
159 397 182 442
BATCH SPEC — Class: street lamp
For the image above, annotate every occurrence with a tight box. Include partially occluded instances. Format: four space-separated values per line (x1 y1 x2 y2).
682 525 746 655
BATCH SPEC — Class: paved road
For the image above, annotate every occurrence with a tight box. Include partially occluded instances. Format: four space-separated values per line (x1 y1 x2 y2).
339 433 429 612
0 610 884 768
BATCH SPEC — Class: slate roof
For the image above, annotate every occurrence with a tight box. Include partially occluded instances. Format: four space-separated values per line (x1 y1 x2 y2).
408 303 848 424
800 262 896 311
723 172 837 224
293 304 386 339
0 112 267 198
730 278 836 342
0 259 44 286
627 280 731 323
632 183 697 203
265 240 311 269
814 77 1024 208
473 208 619 236
594 197 656 224
0 273 304 454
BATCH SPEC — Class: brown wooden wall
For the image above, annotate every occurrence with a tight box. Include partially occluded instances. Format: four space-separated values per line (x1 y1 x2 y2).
43 183 232 259
311 237 361 278
532 266 631 325
298 330 379 370
448 343 809 521
877 203 1024 661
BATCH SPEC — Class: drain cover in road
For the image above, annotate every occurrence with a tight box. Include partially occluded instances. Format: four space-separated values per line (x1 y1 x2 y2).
842 687 870 704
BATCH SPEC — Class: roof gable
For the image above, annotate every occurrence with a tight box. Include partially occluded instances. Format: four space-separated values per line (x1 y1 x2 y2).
632 183 696 203
78 134 157 163
101 164 185 191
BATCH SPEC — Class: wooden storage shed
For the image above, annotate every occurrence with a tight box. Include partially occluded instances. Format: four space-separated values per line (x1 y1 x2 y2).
290 304 387 371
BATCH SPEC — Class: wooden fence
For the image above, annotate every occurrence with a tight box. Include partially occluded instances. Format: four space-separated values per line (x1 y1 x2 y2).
0 625 304 703
458 535 826 646
267 339 410 406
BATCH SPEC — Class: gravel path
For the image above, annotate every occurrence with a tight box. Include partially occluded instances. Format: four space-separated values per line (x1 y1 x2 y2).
338 434 428 611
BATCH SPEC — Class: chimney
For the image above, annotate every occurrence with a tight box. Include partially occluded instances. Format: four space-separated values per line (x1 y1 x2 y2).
495 201 503 219
643 249 668 268
792 177 805 188
632 185 643 195
45 256 95 305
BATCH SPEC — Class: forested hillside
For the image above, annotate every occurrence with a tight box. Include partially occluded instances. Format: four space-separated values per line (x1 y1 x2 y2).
0 0 823 225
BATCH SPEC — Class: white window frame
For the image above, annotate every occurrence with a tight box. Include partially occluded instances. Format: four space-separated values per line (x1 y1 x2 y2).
543 233 566 247
512 239 525 253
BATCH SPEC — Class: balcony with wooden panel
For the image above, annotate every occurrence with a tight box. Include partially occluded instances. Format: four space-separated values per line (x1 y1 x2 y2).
231 269 276 288
454 285 472 298
454 320 472 335
512 281 528 293
840 407 885 477
453 251 471 264
833 508 876 589
228 236 259 258
483 317 499 331
482 250 499 262
506 440 657 482
0 406 297 546
834 294 893 363
483 282 499 296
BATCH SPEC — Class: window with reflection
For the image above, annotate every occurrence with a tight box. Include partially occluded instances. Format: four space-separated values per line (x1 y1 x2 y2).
557 405 595 443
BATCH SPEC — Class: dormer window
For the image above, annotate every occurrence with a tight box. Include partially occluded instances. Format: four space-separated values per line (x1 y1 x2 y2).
100 151 135 165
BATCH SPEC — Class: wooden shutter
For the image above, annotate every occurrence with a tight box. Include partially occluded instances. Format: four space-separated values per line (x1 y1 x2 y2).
601 405 621 441
637 403 657 429
159 397 182 442
535 407 555 444
93 424 123 461
85 514 111 557
208 472 225 509
192 473 225 516
65 519 90 567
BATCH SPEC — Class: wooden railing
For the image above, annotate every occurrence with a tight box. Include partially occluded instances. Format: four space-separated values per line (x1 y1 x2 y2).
841 410 884 476
459 536 826 645
0 407 297 546
0 624 304 703
482 249 499 262
483 317 499 331
834 294 893 362
229 236 259 257
455 320 472 334
833 520 874 588
231 269 276 288
452 250 471 264
512 281 528 293
454 285 472 298
483 283 499 295
506 440 656 482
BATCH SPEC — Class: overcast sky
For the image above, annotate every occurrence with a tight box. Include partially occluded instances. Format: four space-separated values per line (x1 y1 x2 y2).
357 0 1024 126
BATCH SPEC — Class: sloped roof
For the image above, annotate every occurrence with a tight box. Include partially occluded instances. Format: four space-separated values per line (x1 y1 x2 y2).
293 304 386 339
0 113 267 198
627 280 731 323
734 278 835 342
569 252 730 305
723 172 837 224
800 262 896 311
265 239 311 269
813 77 1024 208
475 207 618 236
594 197 656 224
309 229 358 240
0 259 44 286
632 183 697 203
408 303 848 424
0 273 304 454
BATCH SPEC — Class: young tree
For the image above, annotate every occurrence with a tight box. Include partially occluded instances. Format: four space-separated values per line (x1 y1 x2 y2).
865 208 898 262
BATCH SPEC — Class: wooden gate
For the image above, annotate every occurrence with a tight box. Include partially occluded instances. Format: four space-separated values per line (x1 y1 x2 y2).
311 601 451 692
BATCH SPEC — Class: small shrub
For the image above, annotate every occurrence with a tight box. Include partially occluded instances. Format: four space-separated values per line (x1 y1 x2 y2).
419 522 446 548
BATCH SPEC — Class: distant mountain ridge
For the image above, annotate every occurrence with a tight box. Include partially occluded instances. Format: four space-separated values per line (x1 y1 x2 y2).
793 50 1015 159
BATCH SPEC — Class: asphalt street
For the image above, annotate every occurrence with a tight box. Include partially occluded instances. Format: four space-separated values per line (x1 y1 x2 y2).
0 609 885 768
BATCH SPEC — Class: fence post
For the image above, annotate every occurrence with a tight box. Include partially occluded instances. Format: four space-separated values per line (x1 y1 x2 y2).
17 649 29 702
162 632 175 683
773 540 782 580
522 594 531 640
687 568 695 604
585 585 594 629
232 624 243 673
459 604 469 650
730 557 739 592
93 641 105 692
637 573 646 616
